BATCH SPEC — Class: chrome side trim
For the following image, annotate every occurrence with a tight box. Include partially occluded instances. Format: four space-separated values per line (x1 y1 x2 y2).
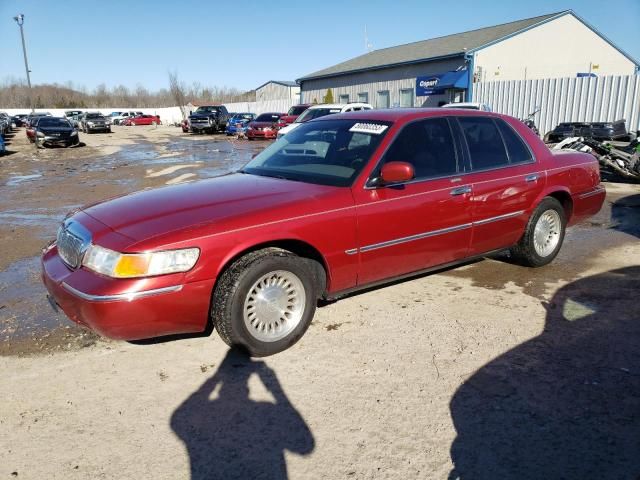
360 223 473 253
61 283 183 302
578 187 606 199
473 210 525 226
345 209 526 255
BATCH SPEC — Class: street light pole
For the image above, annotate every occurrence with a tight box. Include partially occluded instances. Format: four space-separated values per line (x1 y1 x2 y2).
13 14 34 113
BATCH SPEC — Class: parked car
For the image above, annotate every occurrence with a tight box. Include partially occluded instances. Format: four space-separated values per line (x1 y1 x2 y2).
225 113 256 135
32 116 79 148
441 102 493 111
279 104 312 125
122 114 161 126
25 112 52 128
246 113 285 140
544 119 633 143
25 116 41 142
188 105 231 134
0 113 11 136
111 111 143 125
65 110 83 123
12 114 28 127
277 103 372 138
80 112 111 133
42 109 605 356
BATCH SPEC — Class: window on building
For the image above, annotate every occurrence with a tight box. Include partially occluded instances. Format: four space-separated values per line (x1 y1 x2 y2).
495 119 533 164
400 89 414 108
377 90 390 109
379 118 458 180
458 117 509 170
358 92 369 104
339 94 349 104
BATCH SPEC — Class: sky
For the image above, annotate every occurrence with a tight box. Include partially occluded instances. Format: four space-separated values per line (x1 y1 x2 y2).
1 0 638 93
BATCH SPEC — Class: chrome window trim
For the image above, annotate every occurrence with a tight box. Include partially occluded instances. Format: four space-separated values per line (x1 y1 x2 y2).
62 283 183 302
345 210 526 255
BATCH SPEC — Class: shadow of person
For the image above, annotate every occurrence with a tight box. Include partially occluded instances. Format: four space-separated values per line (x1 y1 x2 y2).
611 193 640 239
171 348 314 480
449 266 640 480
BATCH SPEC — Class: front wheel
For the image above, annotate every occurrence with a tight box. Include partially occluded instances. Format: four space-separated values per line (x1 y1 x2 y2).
212 249 321 356
510 197 566 267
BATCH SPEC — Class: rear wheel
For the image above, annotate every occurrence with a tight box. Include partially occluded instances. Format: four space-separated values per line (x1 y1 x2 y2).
212 248 321 356
510 197 566 267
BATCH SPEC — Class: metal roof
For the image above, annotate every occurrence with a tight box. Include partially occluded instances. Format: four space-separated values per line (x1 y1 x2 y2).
255 80 298 90
298 11 567 81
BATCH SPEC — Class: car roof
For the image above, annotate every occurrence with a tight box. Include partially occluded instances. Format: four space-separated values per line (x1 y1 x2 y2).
315 107 510 123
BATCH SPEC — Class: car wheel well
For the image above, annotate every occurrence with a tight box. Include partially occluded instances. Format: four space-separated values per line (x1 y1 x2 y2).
547 191 573 221
215 240 329 296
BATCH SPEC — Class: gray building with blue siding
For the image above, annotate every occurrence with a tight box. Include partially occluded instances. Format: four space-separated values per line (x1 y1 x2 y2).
297 11 638 109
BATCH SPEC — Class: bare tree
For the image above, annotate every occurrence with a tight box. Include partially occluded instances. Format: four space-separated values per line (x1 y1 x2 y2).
168 71 188 119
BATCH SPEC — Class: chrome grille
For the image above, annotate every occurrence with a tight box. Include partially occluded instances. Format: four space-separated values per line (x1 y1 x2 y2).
56 220 91 269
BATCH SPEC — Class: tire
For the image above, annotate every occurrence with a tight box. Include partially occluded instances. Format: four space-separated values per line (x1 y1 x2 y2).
510 197 566 267
212 248 322 356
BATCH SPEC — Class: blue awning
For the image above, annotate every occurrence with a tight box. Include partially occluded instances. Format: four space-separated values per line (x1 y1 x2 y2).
416 70 469 96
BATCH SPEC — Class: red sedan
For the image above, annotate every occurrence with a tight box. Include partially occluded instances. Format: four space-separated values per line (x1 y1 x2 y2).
42 109 605 356
279 104 312 125
246 112 285 140
122 114 161 126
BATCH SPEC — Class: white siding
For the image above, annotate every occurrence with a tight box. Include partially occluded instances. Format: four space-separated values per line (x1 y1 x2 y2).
256 83 300 102
473 74 640 134
474 14 636 82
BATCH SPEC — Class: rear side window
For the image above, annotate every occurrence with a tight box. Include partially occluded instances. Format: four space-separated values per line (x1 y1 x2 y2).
458 117 509 170
495 119 533 164
381 117 458 180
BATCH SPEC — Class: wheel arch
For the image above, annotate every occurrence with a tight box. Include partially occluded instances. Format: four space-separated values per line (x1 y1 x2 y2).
213 238 331 297
546 189 574 223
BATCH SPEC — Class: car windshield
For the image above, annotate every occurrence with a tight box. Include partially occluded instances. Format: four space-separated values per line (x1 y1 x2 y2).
294 107 342 123
288 105 308 116
195 106 220 113
255 114 280 122
242 119 391 187
86 113 104 119
232 114 253 121
39 118 71 128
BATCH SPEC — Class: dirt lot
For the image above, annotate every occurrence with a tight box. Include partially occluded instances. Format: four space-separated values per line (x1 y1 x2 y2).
0 125 639 479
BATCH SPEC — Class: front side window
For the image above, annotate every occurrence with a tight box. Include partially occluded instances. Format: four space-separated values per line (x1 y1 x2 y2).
378 117 458 180
377 90 390 109
242 119 391 187
458 117 509 170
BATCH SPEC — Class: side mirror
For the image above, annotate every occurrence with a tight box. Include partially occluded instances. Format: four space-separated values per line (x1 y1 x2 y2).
379 161 415 185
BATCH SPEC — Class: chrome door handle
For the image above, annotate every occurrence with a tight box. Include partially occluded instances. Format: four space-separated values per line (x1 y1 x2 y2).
525 174 539 182
450 186 472 196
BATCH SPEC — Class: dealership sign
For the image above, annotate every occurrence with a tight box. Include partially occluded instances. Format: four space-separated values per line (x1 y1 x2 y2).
416 76 441 96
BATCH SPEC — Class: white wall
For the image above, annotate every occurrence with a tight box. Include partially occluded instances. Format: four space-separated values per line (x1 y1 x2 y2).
1 107 185 125
474 13 637 82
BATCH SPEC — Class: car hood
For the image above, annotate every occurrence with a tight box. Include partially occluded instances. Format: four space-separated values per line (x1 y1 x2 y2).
81 173 344 247
278 123 301 135
280 115 298 124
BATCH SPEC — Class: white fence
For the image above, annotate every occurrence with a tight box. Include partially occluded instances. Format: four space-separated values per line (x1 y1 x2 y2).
472 74 640 135
2 99 296 125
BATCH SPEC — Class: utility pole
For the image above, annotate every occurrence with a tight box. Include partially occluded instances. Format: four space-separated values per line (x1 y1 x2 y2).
13 14 34 113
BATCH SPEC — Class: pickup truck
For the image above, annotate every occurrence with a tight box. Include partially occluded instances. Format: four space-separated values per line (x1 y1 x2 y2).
188 105 231 134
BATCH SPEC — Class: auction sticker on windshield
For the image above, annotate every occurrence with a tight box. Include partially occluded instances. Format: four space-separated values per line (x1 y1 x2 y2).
349 123 389 135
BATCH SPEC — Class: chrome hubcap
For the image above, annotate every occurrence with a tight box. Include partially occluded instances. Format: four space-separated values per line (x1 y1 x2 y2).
533 210 561 257
243 270 306 342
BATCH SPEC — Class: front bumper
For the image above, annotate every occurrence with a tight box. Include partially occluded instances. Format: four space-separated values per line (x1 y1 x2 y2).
42 135 79 146
247 129 277 139
42 245 212 340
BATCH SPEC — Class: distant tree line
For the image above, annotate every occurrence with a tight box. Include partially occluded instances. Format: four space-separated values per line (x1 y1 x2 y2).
0 75 256 109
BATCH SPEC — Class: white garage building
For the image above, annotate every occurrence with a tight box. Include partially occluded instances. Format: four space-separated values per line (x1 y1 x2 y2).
298 10 639 108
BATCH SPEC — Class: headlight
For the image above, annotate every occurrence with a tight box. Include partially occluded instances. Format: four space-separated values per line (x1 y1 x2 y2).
71 130 78 136
88 122 95 126
82 244 200 278
36 131 45 137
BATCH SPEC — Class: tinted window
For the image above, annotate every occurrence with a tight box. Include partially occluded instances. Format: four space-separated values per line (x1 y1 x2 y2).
381 118 458 180
255 114 280 122
495 119 533 164
458 117 509 170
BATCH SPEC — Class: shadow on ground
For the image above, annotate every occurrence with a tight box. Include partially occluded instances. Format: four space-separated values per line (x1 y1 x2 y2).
171 348 314 480
449 266 640 479
611 193 640 238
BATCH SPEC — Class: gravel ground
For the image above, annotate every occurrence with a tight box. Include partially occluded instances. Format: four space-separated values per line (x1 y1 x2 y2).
0 125 638 479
